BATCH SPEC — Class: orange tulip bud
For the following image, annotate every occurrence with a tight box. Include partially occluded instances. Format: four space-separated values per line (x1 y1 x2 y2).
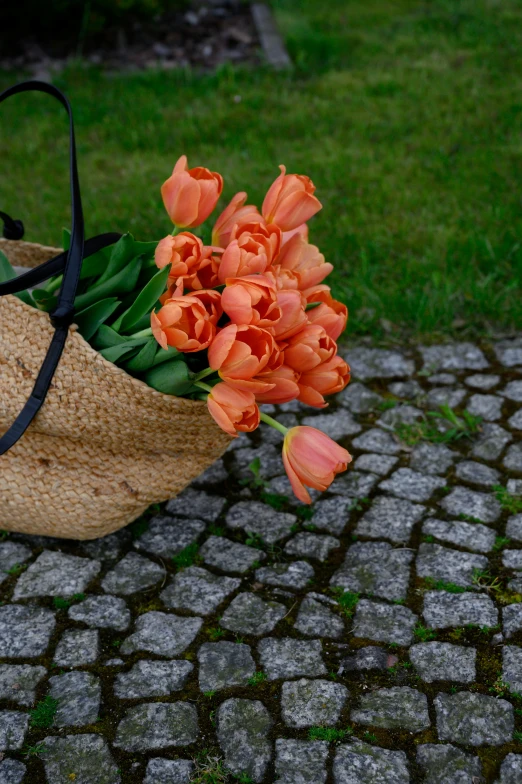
231 222 282 266
161 155 223 228
271 289 308 341
186 288 222 325
207 382 260 437
151 295 215 353
217 238 269 283
304 285 348 341
254 365 300 405
221 275 282 330
283 426 352 504
275 233 333 291
208 323 278 393
212 192 264 248
155 232 210 285
262 165 322 232
282 222 309 246
284 325 336 372
298 355 350 408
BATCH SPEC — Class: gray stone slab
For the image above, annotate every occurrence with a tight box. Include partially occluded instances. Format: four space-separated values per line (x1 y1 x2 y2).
355 496 425 543
333 741 410 784
426 387 467 410
422 517 495 553
256 561 314 590
144 758 193 784
439 486 501 523
166 487 226 522
329 470 380 499
101 552 164 595
377 404 423 431
339 647 393 674
301 411 362 439
344 347 415 380
390 379 424 396
134 516 206 558
353 599 417 646
0 665 46 706
294 597 344 639
0 713 27 752
502 381 522 402
502 645 522 694
508 410 522 430
416 743 482 784
508 479 522 494
114 702 198 751
503 603 522 638
161 566 240 615
351 428 402 455
504 443 522 472
220 593 286 636
121 611 202 656
494 338 522 368
420 343 488 372
81 530 130 562
0 604 55 658
0 759 26 784
503 550 522 570
258 638 326 680
226 501 296 544
339 382 383 413
53 629 99 667
435 692 513 746
428 373 457 385
275 739 328 784
217 698 272 783
49 671 100 727
455 459 501 488
284 532 340 561
13 549 100 599
423 590 498 629
311 497 352 535
506 514 522 542
69 595 130 631
0 542 32 585
354 453 399 477
198 641 255 691
199 535 265 574
351 686 430 731
192 456 228 488
467 393 503 421
114 660 193 699
379 468 445 503
497 753 522 784
416 543 488 587
282 678 348 728
409 441 456 475
466 373 500 390
267 474 321 505
471 423 512 461
42 734 120 784
331 541 413 601
232 442 283 480
409 642 476 683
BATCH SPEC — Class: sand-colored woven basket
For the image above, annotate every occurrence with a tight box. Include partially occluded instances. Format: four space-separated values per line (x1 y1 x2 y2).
0 239 231 540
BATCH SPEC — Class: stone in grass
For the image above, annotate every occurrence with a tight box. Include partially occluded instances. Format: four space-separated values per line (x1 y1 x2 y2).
493 338 522 368
426 387 467 410
258 638 326 680
311 497 352 535
506 515 522 542
377 404 423 431
439 487 501 523
0 605 55 658
161 566 240 615
42 734 120 784
409 441 456 476
422 517 495 554
220 593 286 636
497 753 522 784
329 471 380 499
198 642 255 691
353 599 417 646
420 342 489 372
502 381 522 402
351 428 402 455
503 550 522 570
434 692 514 746
390 378 424 396
409 642 476 683
472 424 512 462
504 444 522 473
355 496 425 544
0 542 32 585
101 552 164 595
339 646 395 674
508 479 522 495
354 453 399 477
379 467 445 503
114 660 193 699
503 604 522 638
284 532 340 561
502 646 522 694
275 739 329 784
416 743 483 784
199 536 265 574
351 686 430 732
335 742 410 784
13 550 100 599
267 474 321 506
416 543 488 588
0 759 26 784
53 629 99 667
166 487 226 522
330 541 413 601
217 698 272 783
49 671 101 727
114 702 198 752
455 460 501 488
192 457 228 488
81 530 130 563
121 611 202 657
509 410 522 430
135 516 206 558
467 393 503 422
0 665 46 706
344 347 415 380
301 411 362 439
282 678 348 728
226 501 296 544
255 561 314 591
144 758 193 784
0 713 28 752
467 373 500 390
339 381 383 413
295 597 344 639
423 590 498 629
69 595 130 631
232 443 283 480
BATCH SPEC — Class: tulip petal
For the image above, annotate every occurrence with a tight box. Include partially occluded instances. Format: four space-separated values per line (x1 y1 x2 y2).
282 448 312 504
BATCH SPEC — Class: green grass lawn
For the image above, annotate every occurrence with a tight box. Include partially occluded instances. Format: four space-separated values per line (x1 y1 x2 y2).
1 0 521 339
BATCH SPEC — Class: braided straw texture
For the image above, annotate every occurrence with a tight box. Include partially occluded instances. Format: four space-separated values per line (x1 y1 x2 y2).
0 240 231 539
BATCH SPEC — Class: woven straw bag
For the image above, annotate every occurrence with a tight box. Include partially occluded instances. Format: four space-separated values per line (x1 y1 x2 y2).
0 84 230 540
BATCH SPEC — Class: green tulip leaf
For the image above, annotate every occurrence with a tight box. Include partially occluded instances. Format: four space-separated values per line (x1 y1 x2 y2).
99 336 150 363
113 263 170 334
0 250 16 283
80 246 113 280
62 227 71 251
144 359 195 396
74 257 142 311
32 289 57 312
96 234 158 286
74 298 120 341
91 324 128 350
15 290 36 307
122 338 158 372
150 345 180 367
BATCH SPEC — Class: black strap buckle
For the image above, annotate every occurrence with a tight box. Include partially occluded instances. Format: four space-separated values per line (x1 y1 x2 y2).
0 211 24 240
50 304 75 329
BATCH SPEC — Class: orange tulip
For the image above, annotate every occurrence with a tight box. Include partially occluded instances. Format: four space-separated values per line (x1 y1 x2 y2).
212 192 263 247
304 285 348 341
221 275 281 330
208 323 278 393
282 222 309 247
284 325 336 372
231 222 282 266
217 238 269 283
155 232 210 284
262 165 322 231
254 365 300 405
275 233 333 291
151 295 215 353
161 155 223 228
283 426 352 504
207 382 260 437
186 289 222 325
271 289 308 340
298 355 350 407
162 253 221 301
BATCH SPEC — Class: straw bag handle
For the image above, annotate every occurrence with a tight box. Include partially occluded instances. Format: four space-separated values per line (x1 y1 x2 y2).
0 81 120 455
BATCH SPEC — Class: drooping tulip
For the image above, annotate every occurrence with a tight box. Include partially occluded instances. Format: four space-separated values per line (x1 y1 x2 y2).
207 382 260 437
284 324 336 372
282 426 352 503
221 275 281 330
262 165 322 231
304 285 348 341
212 192 264 248
161 155 223 228
275 233 333 291
254 365 300 405
208 323 278 393
151 295 215 353
298 354 350 407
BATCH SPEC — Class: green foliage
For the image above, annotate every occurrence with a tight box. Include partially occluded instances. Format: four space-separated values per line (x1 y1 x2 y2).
74 297 120 341
190 750 229 784
30 696 59 728
6 563 26 576
296 506 315 521
423 577 466 594
22 742 47 757
493 485 522 514
363 732 378 743
309 726 352 742
493 536 511 552
114 261 169 333
172 543 199 569
144 358 194 396
52 593 85 610
396 406 482 446
245 532 264 550
247 671 267 686
207 627 225 641
514 730 522 744
260 491 287 511
334 589 360 616
414 624 437 642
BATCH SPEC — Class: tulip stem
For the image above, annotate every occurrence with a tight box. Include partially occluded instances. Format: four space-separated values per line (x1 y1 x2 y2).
260 412 289 435
193 367 217 382
129 327 153 339
195 381 213 393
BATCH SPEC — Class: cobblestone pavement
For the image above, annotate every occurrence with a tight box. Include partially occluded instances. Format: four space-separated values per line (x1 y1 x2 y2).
1 338 522 783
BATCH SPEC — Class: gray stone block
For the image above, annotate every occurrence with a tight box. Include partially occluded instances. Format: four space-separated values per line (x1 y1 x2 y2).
422 517 495 553
353 599 417 646
333 741 409 784
200 535 265 574
220 593 286 636
434 692 513 746
198 641 255 691
258 638 326 680
42 734 120 784
69 595 130 631
114 660 193 699
416 543 488 587
282 678 348 728
121 611 202 656
101 552 164 595
274 739 328 784
409 642 476 683
355 496 425 543
294 597 344 639
439 486 501 523
13 550 100 599
379 468 445 502
217 698 272 782
423 591 498 629
0 604 55 658
114 702 198 751
331 541 413 601
161 566 240 615
350 686 430 731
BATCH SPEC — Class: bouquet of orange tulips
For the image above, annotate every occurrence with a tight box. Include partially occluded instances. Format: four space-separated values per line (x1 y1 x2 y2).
8 158 352 502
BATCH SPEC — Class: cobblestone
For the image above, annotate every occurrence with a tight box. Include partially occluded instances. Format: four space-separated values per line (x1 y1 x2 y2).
423 590 498 629
416 543 488 587
420 342 489 372
409 441 456 475
333 741 409 784
284 532 340 561
302 410 362 439
281 678 348 727
121 611 202 656
274 739 328 784
339 381 383 413
502 380 522 402
435 692 514 745
134 515 205 558
255 560 314 590
53 629 99 666
42 734 120 784
294 596 345 638
13 549 100 599
471 423 512 461
49 671 101 726
353 453 399 476
220 592 286 636
331 541 413 600
69 594 131 630
409 642 476 683
160 566 240 615
353 599 418 645
0 665 46 706
217 698 272 782
114 702 198 751
380 467 445 502
0 604 55 658
114 660 193 699
101 552 164 595
350 686 430 731
502 645 522 694
143 758 193 784
497 753 522 783
198 641 255 691
344 347 415 379
0 543 31 586
439 486 502 523
422 517 496 553
258 637 326 680
165 487 226 521
226 501 296 543
0 759 26 784
355 495 425 543
199 535 265 573
454 459 501 487
416 743 482 784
